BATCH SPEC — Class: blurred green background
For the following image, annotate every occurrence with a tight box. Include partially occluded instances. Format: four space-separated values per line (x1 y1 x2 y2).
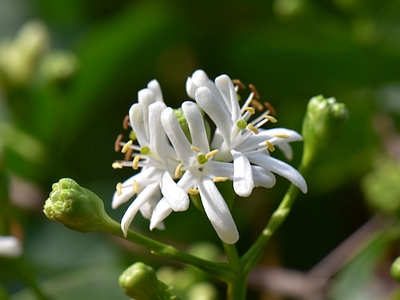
1 0 400 299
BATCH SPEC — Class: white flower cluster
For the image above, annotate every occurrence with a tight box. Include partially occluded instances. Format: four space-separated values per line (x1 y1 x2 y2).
112 70 307 244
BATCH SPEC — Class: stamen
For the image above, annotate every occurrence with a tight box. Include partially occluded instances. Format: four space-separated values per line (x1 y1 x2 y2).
190 145 201 152
249 84 260 99
274 133 290 139
124 148 133 161
121 140 133 153
123 115 130 130
114 134 123 152
188 188 199 195
116 182 122 196
266 140 275 152
112 162 123 169
264 102 276 116
175 163 183 178
232 79 246 90
132 156 140 170
206 149 219 159
264 115 277 123
248 124 259 134
244 107 256 114
213 177 228 183
250 99 264 111
133 180 139 194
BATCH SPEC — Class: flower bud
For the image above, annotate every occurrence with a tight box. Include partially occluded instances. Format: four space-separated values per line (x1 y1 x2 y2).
302 95 348 165
40 51 78 82
119 262 179 300
43 178 108 233
0 235 23 258
391 256 400 282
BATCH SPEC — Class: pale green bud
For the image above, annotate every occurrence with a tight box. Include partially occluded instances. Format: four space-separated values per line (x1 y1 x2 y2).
187 282 218 300
40 51 78 82
119 262 180 300
302 95 348 165
391 257 400 282
43 178 108 233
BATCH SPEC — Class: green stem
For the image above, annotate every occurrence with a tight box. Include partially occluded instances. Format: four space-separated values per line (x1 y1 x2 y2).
99 215 234 281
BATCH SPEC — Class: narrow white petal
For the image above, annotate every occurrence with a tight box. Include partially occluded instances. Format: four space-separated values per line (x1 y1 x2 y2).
150 198 173 230
205 160 234 180
121 183 159 237
129 103 149 146
112 186 135 209
182 101 210 153
198 178 239 244
177 170 197 191
215 75 240 121
231 150 254 197
248 153 307 193
138 89 156 138
161 171 189 211
149 102 168 162
251 165 276 188
0 236 23 258
161 107 192 165
276 142 294 160
147 79 164 102
139 190 161 219
195 86 233 147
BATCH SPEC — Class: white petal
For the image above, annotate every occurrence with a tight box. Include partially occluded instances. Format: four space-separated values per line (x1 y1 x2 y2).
177 170 197 190
138 89 156 138
147 79 164 102
215 75 240 121
276 142 293 160
129 103 149 146
231 150 254 197
248 153 307 193
198 177 239 244
186 70 222 100
195 86 233 147
121 183 159 237
182 101 210 153
161 171 189 211
161 107 192 165
251 165 276 188
0 236 23 258
148 102 168 162
205 160 234 180
139 190 161 219
150 198 173 230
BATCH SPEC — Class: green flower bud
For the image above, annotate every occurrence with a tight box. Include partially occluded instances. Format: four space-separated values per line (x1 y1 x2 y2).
391 257 400 282
40 51 78 82
302 95 348 165
119 262 180 300
43 178 109 233
187 282 218 300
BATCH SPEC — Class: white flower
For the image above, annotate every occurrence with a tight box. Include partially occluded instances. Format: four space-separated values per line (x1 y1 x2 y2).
150 101 239 244
112 81 188 237
0 235 23 258
188 70 307 197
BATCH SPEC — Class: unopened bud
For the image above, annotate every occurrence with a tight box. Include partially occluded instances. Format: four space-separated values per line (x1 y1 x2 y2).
391 256 400 282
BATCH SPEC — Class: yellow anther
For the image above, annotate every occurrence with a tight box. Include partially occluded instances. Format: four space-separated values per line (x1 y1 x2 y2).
132 156 140 170
264 115 277 123
175 163 183 178
190 145 201 152
266 140 275 152
121 140 133 153
244 107 255 114
188 188 199 195
133 180 139 194
116 182 122 196
206 149 219 159
213 176 228 183
274 133 290 139
112 162 123 169
247 124 259 134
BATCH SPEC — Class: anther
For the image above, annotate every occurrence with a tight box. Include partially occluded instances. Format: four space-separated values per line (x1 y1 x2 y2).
266 140 275 152
250 99 264 111
275 133 290 139
112 162 123 169
264 102 276 116
188 188 199 195
124 148 133 161
123 115 130 130
114 134 123 152
264 115 277 123
116 182 122 196
248 124 259 134
132 156 140 170
175 163 183 178
244 107 256 114
121 140 133 153
206 149 219 159
190 145 201 152
249 84 260 99
232 79 246 90
213 177 228 183
133 180 139 194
